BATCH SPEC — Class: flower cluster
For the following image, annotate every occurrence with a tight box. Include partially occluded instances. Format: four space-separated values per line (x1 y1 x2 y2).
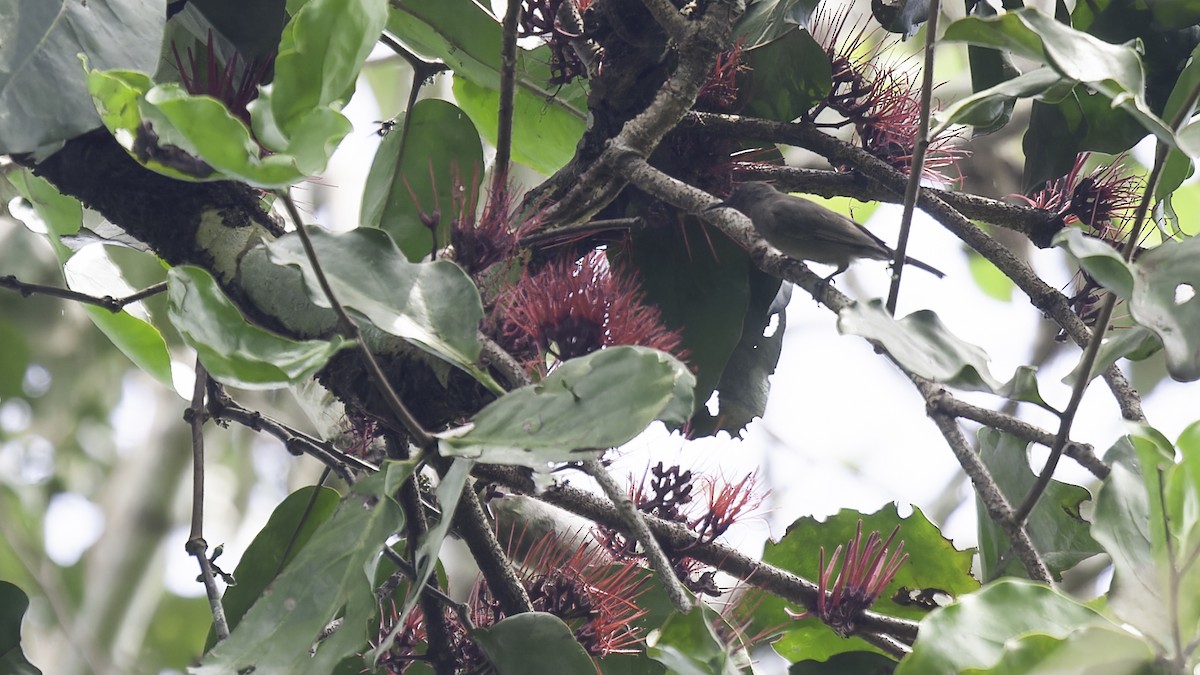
786 522 908 637
498 250 687 370
1017 153 1145 333
373 531 649 673
171 30 274 126
806 4 966 182
597 461 762 595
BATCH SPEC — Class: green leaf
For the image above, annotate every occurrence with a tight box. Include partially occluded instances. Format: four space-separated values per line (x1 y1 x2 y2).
1062 325 1162 386
761 505 978 663
168 266 350 389
360 98 485 261
960 0 1022 136
1125 235 1200 381
264 227 496 389
207 486 342 647
439 346 696 467
648 604 739 675
1054 228 1134 299
975 429 1102 581
1091 451 1167 649
962 624 1155 675
453 76 583 176
185 0 289 60
933 68 1068 136
0 0 164 154
837 300 1054 409
743 28 832 123
614 226 751 434
474 613 596 675
691 270 788 437
194 462 411 674
896 579 1110 675
789 652 896 674
735 0 823 48
261 0 386 141
0 581 41 675
9 170 174 387
967 251 1015 301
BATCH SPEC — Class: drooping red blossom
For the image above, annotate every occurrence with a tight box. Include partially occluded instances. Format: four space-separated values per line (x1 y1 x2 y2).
786 522 908 637
500 250 687 369
806 4 967 182
697 41 748 112
448 172 523 276
172 30 274 126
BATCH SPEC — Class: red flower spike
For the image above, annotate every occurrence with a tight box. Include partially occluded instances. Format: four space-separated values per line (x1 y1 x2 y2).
171 30 273 126
500 250 687 370
807 4 967 182
787 522 908 637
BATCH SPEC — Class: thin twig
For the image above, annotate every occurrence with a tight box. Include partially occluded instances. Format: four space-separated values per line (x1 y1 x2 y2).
381 547 476 631
494 0 523 189
886 0 940 314
206 382 370 483
378 33 450 82
580 459 694 612
274 189 435 451
184 360 231 641
399 475 456 675
922 384 1108 479
518 217 644 247
1 275 167 312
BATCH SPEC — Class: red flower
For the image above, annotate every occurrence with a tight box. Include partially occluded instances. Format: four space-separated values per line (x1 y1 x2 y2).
172 30 273 126
500 250 687 369
787 522 908 637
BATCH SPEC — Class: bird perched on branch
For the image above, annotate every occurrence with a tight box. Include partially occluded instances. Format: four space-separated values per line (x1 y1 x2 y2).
712 182 944 281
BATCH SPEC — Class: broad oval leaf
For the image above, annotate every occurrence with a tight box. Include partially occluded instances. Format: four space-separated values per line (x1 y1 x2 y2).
896 579 1110 675
473 612 596 675
264 226 495 387
0 0 164 154
1127 235 1200 381
168 265 350 389
360 98 485 261
438 346 696 467
743 28 832 123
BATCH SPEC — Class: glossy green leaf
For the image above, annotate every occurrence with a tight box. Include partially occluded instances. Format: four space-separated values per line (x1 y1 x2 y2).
762 504 977 663
933 68 1066 136
837 300 1054 409
648 604 739 675
1156 43 1200 197
691 269 788 437
975 429 1102 581
1054 228 1134 299
473 613 596 675
9 170 174 387
264 226 495 388
206 485 342 648
743 28 832 123
735 0 822 48
941 9 1173 146
260 0 386 141
896 580 1109 675
360 98 485 261
789 652 896 674
439 346 696 467
960 0 1021 136
0 581 41 675
453 76 583 175
0 0 164 155
960 624 1154 675
614 226 751 434
967 251 1014 302
1126 235 1200 381
168 266 350 389
194 462 411 674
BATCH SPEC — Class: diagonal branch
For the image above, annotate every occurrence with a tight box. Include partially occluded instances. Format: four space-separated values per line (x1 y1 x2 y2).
1 275 167 312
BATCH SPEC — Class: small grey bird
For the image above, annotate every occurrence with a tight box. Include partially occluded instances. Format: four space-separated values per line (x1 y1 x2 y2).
714 182 945 280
